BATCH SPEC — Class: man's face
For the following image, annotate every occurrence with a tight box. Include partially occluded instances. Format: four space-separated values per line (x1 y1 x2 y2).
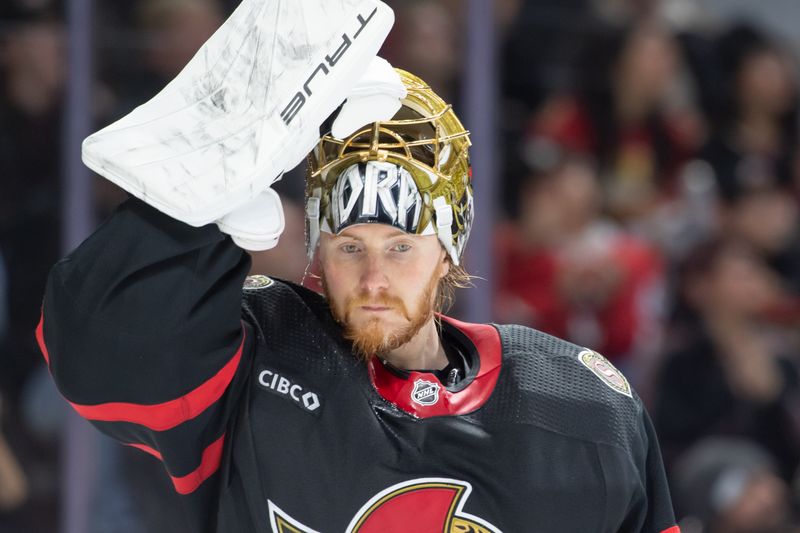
319 224 449 359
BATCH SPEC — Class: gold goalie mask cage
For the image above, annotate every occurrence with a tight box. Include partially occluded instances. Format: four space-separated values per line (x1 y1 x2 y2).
306 69 473 265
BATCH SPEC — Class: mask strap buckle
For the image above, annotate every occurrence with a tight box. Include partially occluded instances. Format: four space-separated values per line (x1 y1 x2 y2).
306 196 321 262
433 196 457 264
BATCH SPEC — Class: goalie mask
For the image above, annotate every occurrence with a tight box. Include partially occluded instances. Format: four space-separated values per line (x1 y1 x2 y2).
306 69 473 265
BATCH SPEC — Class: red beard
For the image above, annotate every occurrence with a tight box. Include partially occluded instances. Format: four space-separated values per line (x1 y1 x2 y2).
324 269 439 360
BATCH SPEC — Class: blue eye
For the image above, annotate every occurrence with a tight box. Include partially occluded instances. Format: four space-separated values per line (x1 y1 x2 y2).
341 243 360 253
393 243 412 252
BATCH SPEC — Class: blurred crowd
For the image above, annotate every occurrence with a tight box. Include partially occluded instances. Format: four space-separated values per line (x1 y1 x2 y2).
2 0 800 532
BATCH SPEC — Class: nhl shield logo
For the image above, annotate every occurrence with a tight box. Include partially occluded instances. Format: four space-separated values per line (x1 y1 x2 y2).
411 379 441 407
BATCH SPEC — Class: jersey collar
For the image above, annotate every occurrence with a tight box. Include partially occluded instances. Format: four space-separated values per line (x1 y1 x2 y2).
367 315 502 418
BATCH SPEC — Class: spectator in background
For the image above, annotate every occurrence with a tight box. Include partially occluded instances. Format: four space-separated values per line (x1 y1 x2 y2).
654 239 800 482
0 1 64 405
698 24 800 294
495 155 664 377
671 438 800 533
382 0 462 104
138 0 223 81
500 0 594 116
112 0 224 114
524 20 701 230
701 24 799 202
717 177 800 295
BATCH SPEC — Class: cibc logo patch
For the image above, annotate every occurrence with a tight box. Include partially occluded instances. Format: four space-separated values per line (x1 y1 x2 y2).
258 368 322 415
411 379 441 407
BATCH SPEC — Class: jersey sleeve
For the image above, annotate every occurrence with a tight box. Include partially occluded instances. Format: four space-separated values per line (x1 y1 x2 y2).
35 199 253 500
621 408 681 533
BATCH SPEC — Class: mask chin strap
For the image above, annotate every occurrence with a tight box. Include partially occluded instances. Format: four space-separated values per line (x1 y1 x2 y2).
433 196 458 266
306 196 321 262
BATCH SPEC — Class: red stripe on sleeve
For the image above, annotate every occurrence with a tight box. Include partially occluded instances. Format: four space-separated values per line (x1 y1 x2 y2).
125 434 226 495
126 442 163 461
660 527 681 533
36 312 246 431
70 331 245 431
35 312 50 365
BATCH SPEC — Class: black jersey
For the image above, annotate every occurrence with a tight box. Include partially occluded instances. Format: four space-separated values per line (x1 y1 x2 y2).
37 200 679 533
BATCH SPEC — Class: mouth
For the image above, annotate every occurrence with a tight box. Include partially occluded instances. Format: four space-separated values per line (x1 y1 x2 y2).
360 306 392 312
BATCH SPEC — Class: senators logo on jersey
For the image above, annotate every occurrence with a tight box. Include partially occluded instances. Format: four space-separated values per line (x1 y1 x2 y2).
268 478 500 533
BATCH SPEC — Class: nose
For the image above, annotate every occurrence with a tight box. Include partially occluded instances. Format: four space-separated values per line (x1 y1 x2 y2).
360 253 389 294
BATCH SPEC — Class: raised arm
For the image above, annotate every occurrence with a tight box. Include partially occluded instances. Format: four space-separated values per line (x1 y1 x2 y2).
34 2 400 525
37 199 251 504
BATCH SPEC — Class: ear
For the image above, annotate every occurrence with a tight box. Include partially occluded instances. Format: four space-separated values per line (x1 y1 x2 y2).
439 249 451 279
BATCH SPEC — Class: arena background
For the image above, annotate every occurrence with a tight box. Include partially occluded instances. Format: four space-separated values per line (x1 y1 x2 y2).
2 0 800 531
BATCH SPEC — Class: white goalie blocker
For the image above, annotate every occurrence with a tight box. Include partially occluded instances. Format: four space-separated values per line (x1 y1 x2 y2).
82 0 399 248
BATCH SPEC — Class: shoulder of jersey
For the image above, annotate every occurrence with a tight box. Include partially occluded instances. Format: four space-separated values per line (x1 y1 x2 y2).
240 275 329 323
498 324 635 399
494 324 642 449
